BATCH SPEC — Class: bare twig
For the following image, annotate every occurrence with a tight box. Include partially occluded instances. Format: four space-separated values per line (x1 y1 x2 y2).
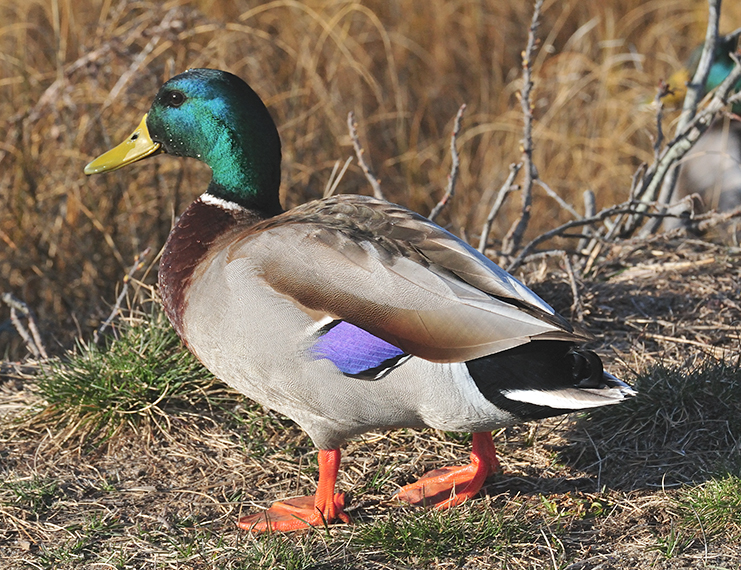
509 207 624 273
503 0 543 255
94 248 151 344
507 199 700 273
534 179 580 219
636 0 722 236
678 0 722 131
517 250 583 321
478 162 522 253
695 203 741 232
324 156 353 198
347 111 384 200
652 81 670 164
725 26 741 44
2 293 47 360
429 104 466 221
629 163 647 200
624 53 741 238
8 309 38 359
577 190 596 253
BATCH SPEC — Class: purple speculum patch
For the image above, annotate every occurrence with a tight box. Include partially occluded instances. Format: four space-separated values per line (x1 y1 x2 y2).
312 320 405 376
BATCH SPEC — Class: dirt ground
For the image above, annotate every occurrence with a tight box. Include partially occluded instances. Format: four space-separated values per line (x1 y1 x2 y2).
1 234 741 569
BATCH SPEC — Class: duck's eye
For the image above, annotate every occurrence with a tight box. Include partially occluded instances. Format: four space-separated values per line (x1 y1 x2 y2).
168 91 186 108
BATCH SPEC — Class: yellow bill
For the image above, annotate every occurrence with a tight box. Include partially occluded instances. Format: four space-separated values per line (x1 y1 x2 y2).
662 68 691 108
84 114 162 175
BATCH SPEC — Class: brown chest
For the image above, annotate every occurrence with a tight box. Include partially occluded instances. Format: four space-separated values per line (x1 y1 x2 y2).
158 199 261 337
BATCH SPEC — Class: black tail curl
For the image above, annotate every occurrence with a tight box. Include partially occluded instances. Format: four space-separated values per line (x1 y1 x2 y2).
570 349 604 388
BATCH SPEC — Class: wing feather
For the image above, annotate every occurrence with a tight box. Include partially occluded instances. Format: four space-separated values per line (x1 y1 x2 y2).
226 195 583 362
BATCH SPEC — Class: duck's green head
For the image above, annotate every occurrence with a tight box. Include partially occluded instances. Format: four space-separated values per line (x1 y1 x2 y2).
663 34 741 114
85 69 283 214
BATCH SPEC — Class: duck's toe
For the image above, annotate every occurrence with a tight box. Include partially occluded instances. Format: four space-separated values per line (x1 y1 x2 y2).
395 431 501 509
238 494 350 533
394 464 489 508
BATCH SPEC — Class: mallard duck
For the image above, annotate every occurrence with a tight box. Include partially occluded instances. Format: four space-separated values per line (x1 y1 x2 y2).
84 69 633 532
662 32 741 229
662 32 741 115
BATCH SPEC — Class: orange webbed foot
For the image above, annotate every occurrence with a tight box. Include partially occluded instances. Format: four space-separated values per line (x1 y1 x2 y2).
237 448 351 533
237 494 350 532
395 432 501 509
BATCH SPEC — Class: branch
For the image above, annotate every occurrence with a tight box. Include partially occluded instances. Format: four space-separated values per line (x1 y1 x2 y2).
724 27 741 44
506 199 698 272
502 0 543 255
576 189 596 254
347 111 384 200
2 293 47 360
429 104 466 222
94 248 151 344
620 52 741 238
478 162 522 253
631 0 722 235
695 203 741 232
534 179 581 219
678 0 721 131
652 81 670 164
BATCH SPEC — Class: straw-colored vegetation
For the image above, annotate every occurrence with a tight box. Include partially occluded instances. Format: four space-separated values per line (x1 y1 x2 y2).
2 0 739 354
2 0 741 568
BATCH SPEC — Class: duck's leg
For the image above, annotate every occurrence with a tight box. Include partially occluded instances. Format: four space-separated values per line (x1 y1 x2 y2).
395 431 500 508
238 449 351 532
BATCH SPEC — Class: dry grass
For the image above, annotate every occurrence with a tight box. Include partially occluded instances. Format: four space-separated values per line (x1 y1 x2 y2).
2 0 741 356
2 237 741 569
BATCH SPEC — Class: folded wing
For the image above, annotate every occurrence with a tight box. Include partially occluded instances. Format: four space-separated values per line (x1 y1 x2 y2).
227 195 584 362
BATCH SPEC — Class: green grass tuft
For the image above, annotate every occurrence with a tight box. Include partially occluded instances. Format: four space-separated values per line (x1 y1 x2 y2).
675 474 741 542
37 511 126 567
232 534 319 570
32 305 218 445
160 523 322 570
567 359 741 488
355 502 530 564
651 525 693 559
3 476 60 517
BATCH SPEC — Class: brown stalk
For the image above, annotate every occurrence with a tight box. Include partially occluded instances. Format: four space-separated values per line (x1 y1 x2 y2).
93 248 151 345
502 0 543 256
2 294 47 360
347 111 384 200
429 104 466 222
478 162 522 253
